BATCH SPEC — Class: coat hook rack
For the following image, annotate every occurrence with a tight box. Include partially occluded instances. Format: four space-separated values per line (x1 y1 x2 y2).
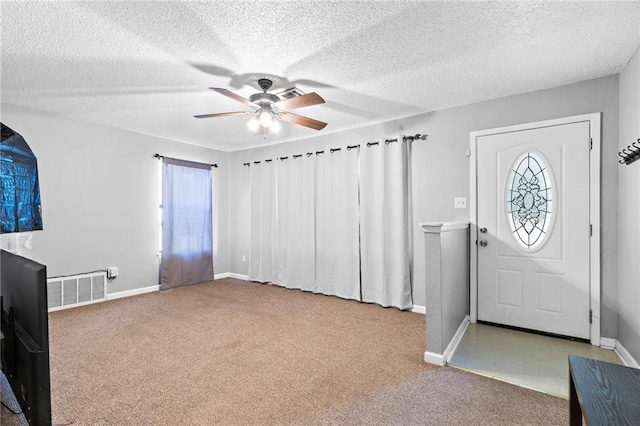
618 139 640 165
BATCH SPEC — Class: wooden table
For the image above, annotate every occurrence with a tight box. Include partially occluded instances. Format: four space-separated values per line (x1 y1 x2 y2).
569 354 640 425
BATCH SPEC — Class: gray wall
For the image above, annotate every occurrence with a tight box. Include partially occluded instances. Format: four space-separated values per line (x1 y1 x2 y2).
423 224 469 357
441 229 470 349
0 104 230 295
617 47 640 361
228 75 620 338
1 75 622 341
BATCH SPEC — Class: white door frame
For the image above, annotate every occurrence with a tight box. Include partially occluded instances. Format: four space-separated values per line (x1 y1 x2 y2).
469 113 601 346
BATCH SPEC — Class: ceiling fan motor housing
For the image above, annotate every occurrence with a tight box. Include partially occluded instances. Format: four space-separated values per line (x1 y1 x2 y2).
250 78 280 107
258 78 273 92
249 92 280 105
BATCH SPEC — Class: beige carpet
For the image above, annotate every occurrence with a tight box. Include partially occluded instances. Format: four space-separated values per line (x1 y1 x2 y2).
306 367 567 425
4 278 566 425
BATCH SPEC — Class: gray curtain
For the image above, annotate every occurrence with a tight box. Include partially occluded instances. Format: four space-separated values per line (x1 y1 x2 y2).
161 157 213 289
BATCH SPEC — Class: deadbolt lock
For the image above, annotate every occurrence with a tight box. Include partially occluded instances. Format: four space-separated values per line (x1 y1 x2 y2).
480 240 488 247
480 227 487 233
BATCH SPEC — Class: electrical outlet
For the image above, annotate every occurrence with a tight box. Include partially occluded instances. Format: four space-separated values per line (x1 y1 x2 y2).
242 255 246 263
107 267 118 279
454 197 467 209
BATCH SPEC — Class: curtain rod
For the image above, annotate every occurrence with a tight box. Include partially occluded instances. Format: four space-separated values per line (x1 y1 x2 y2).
242 133 428 166
154 153 218 168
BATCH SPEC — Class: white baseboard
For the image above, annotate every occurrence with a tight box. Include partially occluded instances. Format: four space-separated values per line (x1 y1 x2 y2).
108 285 160 300
615 340 640 369
104 274 248 301
214 272 249 280
600 337 616 350
227 273 248 280
410 305 426 315
424 315 470 366
443 315 470 364
424 351 445 366
214 272 250 280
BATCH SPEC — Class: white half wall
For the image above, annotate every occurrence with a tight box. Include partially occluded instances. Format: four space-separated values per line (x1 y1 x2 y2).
617 46 640 363
0 104 230 295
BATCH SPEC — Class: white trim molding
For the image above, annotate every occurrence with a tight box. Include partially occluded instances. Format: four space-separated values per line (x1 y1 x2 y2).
469 113 602 345
227 273 249 280
424 351 446 366
214 272 249 280
420 221 470 233
410 305 426 315
615 341 640 369
442 315 470 364
424 315 470 366
101 273 249 302
600 337 616 350
108 285 160 300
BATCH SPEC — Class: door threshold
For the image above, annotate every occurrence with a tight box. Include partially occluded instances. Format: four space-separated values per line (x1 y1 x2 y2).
477 321 590 344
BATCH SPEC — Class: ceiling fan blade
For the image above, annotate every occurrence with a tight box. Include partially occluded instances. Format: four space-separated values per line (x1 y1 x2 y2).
209 87 257 108
194 111 251 119
274 92 325 110
279 112 327 130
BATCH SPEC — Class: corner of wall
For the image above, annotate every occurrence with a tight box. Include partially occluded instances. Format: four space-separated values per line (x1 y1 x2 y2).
616 44 640 363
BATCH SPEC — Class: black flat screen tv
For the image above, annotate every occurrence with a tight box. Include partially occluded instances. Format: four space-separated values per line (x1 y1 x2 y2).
1 249 52 425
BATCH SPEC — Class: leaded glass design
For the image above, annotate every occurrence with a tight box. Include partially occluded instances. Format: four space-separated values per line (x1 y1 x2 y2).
507 152 553 249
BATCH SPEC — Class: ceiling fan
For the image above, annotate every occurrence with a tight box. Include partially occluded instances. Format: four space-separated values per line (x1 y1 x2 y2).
194 78 327 133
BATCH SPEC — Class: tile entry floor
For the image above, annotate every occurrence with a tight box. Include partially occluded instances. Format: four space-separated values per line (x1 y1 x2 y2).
448 322 622 398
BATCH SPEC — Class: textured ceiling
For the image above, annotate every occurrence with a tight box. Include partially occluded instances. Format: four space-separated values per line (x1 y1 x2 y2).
2 1 639 152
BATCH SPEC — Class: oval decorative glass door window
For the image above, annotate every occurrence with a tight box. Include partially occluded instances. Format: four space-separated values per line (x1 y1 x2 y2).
507 152 553 249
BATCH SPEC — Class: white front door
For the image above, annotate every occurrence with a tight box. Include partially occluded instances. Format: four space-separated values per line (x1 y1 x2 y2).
476 120 592 339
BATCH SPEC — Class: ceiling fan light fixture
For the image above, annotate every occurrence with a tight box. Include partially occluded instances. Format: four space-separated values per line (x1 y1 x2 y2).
247 116 261 132
258 108 274 128
248 109 281 134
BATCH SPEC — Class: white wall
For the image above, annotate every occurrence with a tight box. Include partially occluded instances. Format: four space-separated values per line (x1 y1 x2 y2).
228 75 620 337
617 46 640 361
0 104 229 295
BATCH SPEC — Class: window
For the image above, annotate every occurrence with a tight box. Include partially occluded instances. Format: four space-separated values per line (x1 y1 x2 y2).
507 152 553 250
160 157 214 288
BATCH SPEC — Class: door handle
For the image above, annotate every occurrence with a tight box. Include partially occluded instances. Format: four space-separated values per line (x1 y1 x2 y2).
480 240 488 247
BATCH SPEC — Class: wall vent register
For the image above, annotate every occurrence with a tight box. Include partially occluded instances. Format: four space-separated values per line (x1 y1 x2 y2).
47 271 107 311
